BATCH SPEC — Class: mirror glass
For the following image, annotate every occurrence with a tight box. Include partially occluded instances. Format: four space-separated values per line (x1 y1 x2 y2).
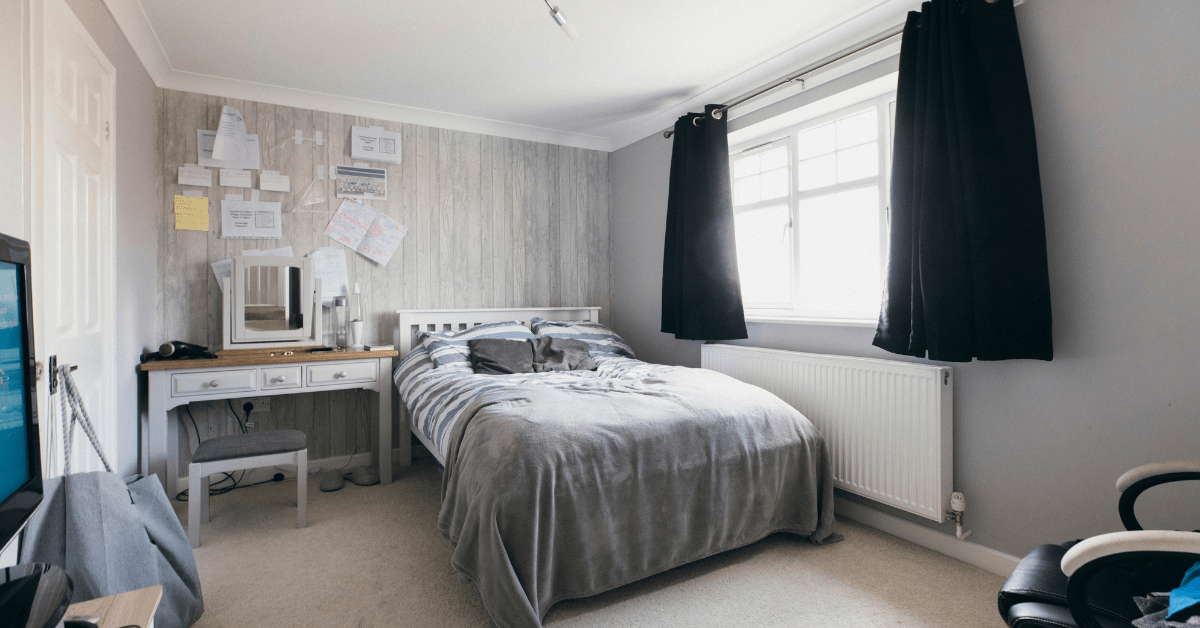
242 264 304 332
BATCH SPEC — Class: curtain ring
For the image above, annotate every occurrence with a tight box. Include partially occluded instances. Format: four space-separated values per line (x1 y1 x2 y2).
711 109 724 120
692 116 703 126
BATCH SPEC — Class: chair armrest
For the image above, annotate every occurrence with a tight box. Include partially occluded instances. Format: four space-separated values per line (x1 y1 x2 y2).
1061 531 1200 628
1116 460 1200 531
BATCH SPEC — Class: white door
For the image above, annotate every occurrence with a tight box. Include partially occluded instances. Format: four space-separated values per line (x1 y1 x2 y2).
30 0 117 476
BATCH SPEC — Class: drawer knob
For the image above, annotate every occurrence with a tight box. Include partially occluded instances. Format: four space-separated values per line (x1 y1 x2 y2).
274 376 287 383
336 371 348 379
209 380 220 388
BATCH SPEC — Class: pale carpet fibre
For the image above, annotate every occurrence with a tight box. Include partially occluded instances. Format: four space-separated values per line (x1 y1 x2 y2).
174 461 1006 627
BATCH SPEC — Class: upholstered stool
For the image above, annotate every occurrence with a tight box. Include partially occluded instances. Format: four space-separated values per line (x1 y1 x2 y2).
188 429 307 548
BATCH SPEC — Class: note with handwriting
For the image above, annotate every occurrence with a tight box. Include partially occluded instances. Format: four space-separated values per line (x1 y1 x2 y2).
323 199 407 266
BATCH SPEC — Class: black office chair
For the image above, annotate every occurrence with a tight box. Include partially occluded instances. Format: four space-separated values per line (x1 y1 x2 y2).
998 461 1200 628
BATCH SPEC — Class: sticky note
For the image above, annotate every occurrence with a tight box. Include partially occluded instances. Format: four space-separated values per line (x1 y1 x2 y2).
173 195 208 216
175 212 209 231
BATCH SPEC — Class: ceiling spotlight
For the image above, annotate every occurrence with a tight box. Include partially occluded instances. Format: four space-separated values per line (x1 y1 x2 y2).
543 0 579 40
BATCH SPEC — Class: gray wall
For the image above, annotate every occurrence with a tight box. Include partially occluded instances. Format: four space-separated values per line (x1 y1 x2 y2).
609 0 1200 558
0 0 27 240
0 0 159 477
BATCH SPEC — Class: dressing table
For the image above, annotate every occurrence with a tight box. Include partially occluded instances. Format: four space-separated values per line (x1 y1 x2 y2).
140 255 399 494
140 347 398 495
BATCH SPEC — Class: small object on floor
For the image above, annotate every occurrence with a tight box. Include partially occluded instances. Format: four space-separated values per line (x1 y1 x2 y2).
320 469 346 492
347 466 379 486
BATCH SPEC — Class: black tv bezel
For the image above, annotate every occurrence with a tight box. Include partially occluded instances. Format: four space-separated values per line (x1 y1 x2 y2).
0 232 42 555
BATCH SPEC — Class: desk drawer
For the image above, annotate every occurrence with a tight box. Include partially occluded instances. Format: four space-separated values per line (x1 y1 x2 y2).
172 369 257 397
261 366 302 390
306 360 377 387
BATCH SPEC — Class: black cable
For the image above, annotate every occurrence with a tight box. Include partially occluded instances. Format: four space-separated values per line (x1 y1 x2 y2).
182 405 202 447
225 399 247 433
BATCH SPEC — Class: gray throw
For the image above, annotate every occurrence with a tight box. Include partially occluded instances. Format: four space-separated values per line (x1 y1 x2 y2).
437 366 837 628
531 336 597 372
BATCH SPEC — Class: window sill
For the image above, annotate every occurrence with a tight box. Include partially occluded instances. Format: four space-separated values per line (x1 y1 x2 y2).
744 315 878 328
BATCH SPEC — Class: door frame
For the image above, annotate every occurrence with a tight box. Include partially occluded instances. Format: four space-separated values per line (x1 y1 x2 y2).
27 0 118 477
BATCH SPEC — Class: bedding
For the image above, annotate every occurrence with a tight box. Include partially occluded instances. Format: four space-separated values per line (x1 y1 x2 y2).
529 317 636 358
393 349 837 628
421 320 536 369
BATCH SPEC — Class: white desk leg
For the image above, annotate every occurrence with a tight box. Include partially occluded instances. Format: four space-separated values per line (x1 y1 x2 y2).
378 357 393 485
167 402 179 498
148 372 168 490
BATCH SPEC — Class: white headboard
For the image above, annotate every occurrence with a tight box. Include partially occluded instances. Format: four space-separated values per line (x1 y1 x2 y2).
394 307 601 357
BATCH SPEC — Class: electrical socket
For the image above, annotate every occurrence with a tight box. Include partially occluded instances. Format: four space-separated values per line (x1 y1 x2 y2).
242 397 271 413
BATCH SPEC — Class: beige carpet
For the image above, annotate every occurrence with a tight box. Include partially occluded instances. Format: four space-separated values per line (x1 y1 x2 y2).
174 461 1006 627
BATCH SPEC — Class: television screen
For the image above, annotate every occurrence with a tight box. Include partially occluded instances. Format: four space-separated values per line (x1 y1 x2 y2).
0 260 31 507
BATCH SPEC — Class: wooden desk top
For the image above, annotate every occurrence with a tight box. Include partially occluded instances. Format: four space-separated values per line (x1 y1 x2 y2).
138 347 398 371
65 585 162 628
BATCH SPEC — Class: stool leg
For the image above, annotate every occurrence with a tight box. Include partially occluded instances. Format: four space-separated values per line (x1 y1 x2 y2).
200 473 210 523
297 449 307 529
189 463 202 548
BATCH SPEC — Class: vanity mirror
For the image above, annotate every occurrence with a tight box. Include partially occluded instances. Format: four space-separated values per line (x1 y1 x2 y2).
221 256 323 351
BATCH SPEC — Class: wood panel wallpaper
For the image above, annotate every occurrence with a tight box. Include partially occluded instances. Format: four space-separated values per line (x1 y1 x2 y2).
155 89 611 467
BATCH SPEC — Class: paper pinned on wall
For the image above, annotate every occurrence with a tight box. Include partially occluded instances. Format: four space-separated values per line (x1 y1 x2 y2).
210 246 295 286
259 171 291 192
221 199 282 239
351 126 402 165
334 165 387 200
323 199 407 266
212 106 249 162
307 246 350 305
178 164 212 187
219 168 252 188
198 130 261 170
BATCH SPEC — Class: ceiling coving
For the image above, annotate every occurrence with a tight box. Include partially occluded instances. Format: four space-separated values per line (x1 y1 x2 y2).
104 0 919 150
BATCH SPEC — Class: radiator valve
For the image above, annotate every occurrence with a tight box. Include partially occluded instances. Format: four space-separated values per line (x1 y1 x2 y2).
946 492 972 540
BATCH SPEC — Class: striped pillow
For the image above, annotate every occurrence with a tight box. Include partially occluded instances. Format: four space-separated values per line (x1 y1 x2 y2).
529 317 636 359
420 320 535 369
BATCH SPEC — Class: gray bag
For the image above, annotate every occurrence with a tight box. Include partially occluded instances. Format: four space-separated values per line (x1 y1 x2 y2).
19 366 203 627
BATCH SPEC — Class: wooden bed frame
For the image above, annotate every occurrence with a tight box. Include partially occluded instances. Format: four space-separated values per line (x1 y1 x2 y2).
393 307 601 466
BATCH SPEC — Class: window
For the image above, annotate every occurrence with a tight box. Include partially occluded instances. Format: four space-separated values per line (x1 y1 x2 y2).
732 89 896 322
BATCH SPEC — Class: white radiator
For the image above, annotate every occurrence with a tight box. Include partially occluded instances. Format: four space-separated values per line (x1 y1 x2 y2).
701 344 953 522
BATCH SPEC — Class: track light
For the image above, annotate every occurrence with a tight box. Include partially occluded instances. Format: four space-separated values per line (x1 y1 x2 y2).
544 0 579 40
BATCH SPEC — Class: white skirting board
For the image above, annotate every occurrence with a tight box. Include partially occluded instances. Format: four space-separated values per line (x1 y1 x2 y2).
836 497 1020 577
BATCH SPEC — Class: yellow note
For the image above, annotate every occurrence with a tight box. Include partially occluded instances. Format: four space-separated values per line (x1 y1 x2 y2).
173 195 208 216
175 212 209 231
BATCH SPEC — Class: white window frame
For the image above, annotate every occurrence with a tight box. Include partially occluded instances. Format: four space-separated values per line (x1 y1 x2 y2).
731 90 897 325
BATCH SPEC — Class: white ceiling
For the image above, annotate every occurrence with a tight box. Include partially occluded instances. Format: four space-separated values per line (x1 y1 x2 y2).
104 0 922 150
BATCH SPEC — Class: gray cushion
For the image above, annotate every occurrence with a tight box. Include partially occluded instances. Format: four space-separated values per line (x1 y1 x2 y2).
192 429 306 463
468 338 535 375
531 337 597 372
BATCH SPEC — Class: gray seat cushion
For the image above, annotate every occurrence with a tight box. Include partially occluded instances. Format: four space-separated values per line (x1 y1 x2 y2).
192 429 306 463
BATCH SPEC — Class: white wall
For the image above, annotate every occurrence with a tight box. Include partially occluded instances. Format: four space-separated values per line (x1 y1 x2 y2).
0 0 158 477
609 0 1200 558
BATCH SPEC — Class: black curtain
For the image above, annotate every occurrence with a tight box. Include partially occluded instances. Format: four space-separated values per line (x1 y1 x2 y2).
874 0 1052 362
661 105 748 341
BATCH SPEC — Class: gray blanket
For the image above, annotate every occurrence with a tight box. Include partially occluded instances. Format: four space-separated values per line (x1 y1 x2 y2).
438 366 837 628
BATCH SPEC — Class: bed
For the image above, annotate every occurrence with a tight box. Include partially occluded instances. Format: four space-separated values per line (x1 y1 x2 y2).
393 307 838 628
